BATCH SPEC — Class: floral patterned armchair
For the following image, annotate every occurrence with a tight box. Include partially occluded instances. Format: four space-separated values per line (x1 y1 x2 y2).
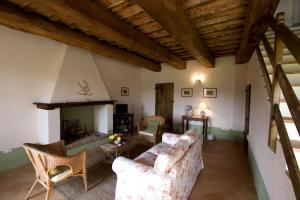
112 129 204 200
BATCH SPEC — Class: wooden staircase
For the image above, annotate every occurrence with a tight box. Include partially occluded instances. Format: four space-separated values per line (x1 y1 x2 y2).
260 25 300 150
257 12 300 199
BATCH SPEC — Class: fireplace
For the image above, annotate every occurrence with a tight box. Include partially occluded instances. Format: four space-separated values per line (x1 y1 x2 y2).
61 106 93 144
34 101 114 145
61 118 88 144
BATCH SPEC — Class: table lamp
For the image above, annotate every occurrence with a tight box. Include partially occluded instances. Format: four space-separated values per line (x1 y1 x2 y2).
199 102 208 117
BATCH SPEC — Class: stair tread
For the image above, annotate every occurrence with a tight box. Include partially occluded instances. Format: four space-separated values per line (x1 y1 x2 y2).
265 25 300 36
265 31 300 38
280 99 300 102
269 74 300 85
283 117 294 123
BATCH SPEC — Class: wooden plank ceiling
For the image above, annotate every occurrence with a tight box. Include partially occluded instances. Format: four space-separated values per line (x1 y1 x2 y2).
1 0 249 71
100 0 248 58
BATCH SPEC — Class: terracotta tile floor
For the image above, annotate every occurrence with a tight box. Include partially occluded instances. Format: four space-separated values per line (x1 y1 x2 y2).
189 141 257 200
0 140 257 200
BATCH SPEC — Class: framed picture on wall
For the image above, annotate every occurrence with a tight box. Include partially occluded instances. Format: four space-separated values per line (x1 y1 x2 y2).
181 88 193 97
121 87 129 96
203 88 217 98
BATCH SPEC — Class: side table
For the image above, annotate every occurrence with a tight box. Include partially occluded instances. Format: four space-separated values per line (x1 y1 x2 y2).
182 115 209 139
100 141 132 164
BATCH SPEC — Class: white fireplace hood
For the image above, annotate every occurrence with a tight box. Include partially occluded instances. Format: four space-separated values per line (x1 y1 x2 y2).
36 46 113 144
43 46 111 103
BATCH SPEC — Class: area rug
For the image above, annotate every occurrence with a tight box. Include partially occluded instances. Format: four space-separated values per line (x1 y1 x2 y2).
55 144 150 200
56 163 116 200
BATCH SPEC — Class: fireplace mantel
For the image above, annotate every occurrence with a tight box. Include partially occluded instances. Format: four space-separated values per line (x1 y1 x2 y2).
34 100 116 110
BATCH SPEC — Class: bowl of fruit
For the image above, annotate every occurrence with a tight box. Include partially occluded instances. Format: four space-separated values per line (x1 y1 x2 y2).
108 133 124 145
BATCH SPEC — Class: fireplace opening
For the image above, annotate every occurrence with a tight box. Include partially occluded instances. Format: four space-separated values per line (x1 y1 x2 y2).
60 106 94 145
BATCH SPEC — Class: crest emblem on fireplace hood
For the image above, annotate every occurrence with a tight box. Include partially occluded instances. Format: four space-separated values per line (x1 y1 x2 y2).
78 80 93 96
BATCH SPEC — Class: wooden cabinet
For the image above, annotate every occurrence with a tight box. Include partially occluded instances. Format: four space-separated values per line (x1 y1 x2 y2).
113 113 134 134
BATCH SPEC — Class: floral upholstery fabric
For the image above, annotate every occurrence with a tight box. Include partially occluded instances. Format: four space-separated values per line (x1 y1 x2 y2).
112 157 173 200
134 152 157 167
162 133 181 145
147 142 172 155
154 139 189 173
112 129 204 200
180 128 200 145
169 136 204 199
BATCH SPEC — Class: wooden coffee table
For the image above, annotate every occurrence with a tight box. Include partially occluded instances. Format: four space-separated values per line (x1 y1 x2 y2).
100 139 133 163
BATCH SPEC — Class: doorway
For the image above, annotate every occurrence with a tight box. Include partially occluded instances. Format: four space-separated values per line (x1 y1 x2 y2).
244 84 251 155
155 83 174 132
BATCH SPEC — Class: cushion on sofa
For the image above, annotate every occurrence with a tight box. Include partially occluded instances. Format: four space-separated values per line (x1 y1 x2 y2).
134 152 157 167
154 139 189 173
180 128 200 145
147 142 172 155
162 133 181 145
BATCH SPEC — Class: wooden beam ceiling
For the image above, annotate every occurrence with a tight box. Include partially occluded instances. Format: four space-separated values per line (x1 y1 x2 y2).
7 0 186 69
2 0 250 65
235 0 280 64
0 2 161 71
134 0 215 68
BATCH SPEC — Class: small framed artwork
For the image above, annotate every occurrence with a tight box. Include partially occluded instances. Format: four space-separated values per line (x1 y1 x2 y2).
203 88 217 98
181 88 193 97
121 87 129 96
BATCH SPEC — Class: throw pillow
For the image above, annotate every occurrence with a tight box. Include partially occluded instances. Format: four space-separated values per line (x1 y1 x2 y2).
144 120 160 133
48 167 63 177
154 139 189 173
180 128 199 145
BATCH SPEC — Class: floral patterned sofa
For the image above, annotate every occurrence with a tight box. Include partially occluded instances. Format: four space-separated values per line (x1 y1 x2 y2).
112 128 204 200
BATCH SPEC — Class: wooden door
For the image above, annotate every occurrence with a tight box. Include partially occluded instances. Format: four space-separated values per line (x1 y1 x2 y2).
244 84 251 155
155 83 174 132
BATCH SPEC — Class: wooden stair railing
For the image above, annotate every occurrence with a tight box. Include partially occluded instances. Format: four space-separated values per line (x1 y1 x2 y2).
274 105 300 197
256 12 300 200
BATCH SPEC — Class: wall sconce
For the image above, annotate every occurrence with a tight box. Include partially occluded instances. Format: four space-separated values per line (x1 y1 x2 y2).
193 73 205 85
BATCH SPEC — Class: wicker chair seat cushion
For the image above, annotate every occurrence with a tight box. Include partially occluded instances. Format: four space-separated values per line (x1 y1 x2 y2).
50 168 72 182
139 131 154 136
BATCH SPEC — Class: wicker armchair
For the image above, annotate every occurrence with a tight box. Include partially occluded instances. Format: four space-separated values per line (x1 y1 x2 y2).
138 115 165 144
23 141 87 200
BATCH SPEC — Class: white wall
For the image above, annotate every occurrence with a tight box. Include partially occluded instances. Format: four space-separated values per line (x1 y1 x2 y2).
94 54 143 124
141 57 247 131
276 0 300 26
51 46 110 102
0 25 66 151
247 53 295 200
0 25 144 151
293 0 300 25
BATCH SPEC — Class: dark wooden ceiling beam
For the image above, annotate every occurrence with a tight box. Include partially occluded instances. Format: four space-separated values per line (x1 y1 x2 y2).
134 0 215 68
236 0 280 64
0 2 161 71
7 0 186 69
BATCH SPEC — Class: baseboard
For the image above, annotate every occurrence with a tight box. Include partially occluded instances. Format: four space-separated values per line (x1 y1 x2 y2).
181 124 243 143
0 136 108 173
248 145 270 200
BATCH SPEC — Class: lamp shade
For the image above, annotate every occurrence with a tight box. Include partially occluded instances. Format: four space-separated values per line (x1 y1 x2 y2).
199 102 208 109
